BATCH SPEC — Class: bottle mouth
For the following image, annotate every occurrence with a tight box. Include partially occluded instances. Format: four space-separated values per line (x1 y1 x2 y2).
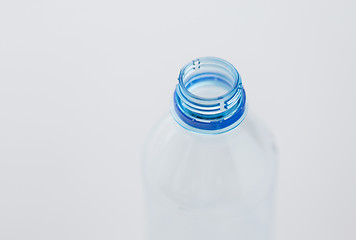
179 57 239 101
173 57 247 134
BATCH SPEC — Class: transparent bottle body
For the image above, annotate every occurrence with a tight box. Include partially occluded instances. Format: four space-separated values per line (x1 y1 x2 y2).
142 111 278 240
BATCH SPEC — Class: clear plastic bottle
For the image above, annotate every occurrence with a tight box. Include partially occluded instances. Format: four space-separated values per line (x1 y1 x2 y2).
142 57 278 240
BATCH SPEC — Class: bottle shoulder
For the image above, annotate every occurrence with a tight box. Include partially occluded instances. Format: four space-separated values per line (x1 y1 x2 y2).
145 111 276 155
142 112 278 213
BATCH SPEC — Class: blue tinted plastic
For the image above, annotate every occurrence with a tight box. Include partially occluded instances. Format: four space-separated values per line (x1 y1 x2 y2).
172 57 247 133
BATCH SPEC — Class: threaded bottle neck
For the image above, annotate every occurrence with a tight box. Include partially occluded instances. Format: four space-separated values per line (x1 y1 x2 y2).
172 57 247 134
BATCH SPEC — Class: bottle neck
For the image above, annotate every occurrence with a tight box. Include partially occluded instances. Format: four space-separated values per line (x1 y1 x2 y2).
172 57 247 134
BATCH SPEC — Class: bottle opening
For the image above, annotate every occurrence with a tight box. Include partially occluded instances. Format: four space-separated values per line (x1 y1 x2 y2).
181 59 237 100
186 75 232 99
173 57 246 134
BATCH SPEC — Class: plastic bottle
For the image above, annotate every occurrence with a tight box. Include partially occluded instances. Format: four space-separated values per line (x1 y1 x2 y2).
142 57 278 240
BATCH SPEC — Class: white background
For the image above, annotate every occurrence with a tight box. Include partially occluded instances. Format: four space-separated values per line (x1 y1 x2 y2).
0 0 355 239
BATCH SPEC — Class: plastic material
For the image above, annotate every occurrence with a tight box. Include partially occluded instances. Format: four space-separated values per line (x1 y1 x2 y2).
173 57 246 133
142 57 278 240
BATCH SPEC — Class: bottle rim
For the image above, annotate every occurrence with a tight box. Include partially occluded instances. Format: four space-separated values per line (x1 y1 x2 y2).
178 57 240 101
173 57 247 134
